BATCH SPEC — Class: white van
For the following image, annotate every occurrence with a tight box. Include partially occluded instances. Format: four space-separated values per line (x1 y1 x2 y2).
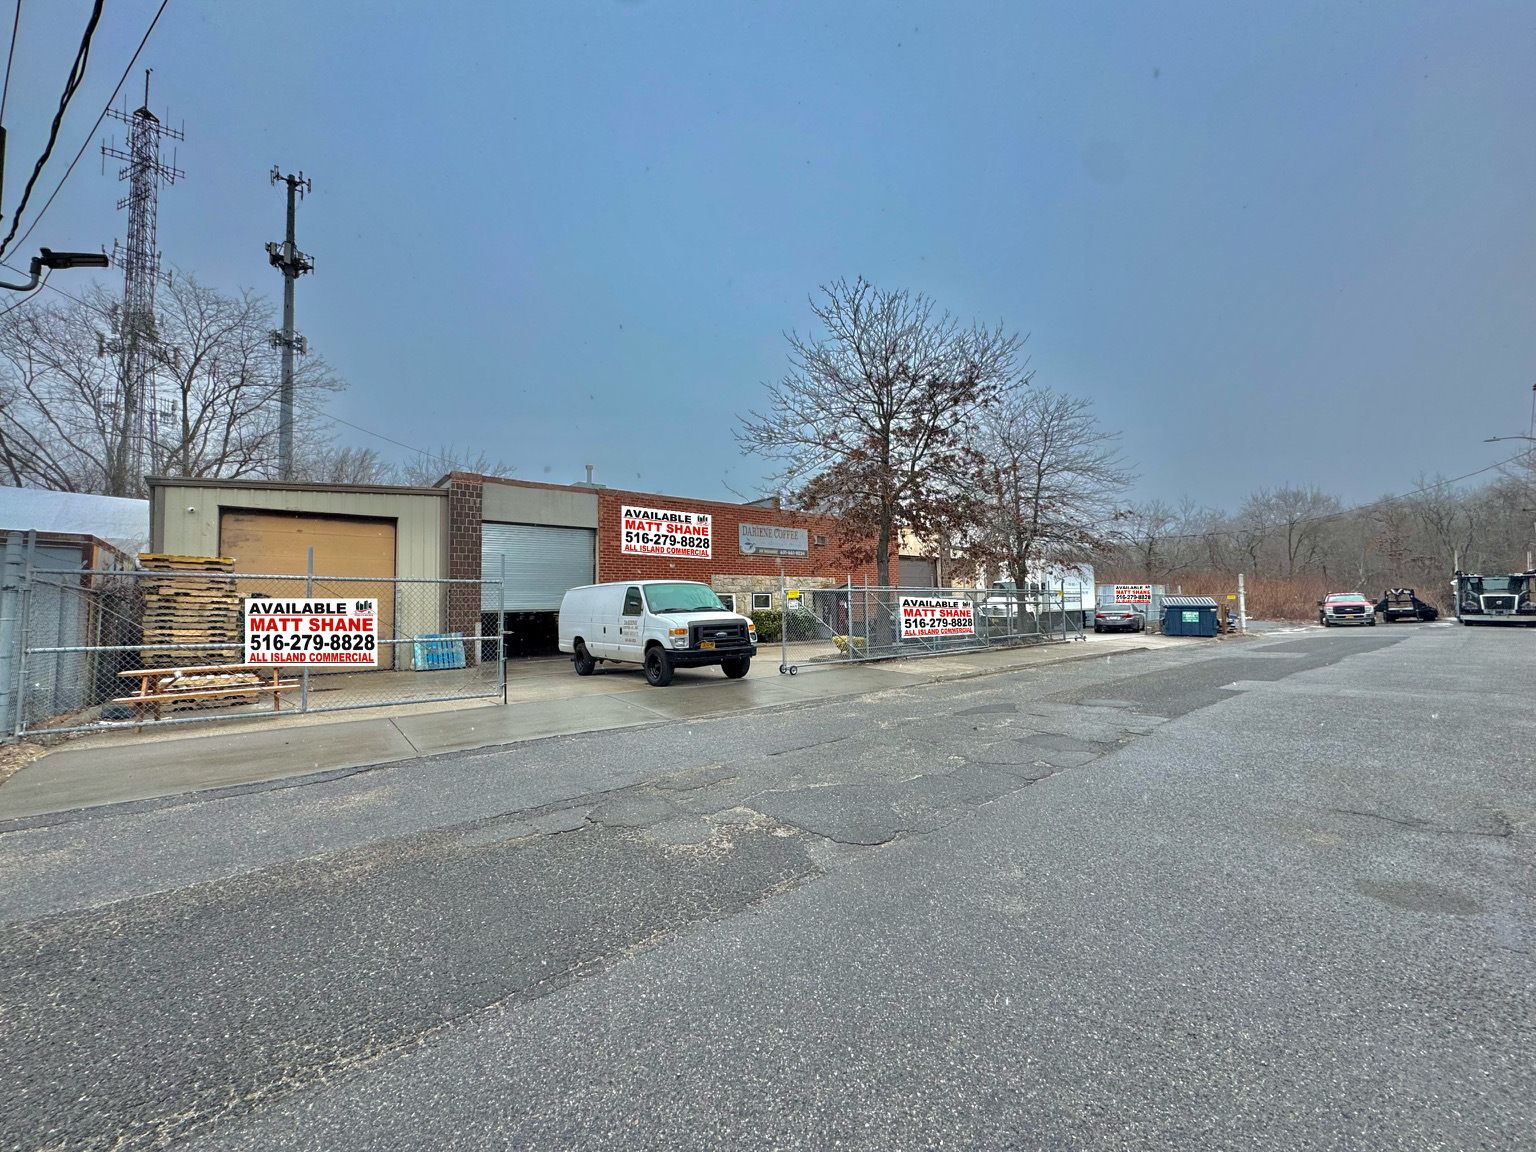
557 580 758 686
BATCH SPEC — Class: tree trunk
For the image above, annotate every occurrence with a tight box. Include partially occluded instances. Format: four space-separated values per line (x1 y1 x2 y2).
875 507 892 588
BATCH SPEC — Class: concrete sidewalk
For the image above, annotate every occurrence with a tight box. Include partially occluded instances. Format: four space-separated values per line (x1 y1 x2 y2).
0 634 1189 821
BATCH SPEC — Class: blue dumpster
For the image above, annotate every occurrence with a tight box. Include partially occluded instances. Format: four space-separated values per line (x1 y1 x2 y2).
1161 596 1219 637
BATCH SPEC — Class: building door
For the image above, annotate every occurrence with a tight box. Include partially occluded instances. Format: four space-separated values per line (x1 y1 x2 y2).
898 556 937 588
219 510 397 668
481 522 596 657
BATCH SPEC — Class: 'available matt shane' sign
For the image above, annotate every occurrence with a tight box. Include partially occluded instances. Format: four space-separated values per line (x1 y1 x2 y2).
245 598 378 666
621 505 712 558
899 595 975 639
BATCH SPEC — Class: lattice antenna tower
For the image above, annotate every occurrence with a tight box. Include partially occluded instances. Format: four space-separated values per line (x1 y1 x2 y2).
101 69 183 495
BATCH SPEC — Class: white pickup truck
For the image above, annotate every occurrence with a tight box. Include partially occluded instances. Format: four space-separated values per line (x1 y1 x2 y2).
1317 592 1375 627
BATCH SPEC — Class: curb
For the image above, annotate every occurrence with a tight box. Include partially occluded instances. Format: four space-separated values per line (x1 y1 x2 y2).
0 641 1164 832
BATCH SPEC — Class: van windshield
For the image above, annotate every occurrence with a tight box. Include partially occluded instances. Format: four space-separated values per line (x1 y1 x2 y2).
644 583 726 613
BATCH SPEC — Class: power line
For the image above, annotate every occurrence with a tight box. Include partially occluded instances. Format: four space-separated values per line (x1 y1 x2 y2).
9 256 1525 493
9 0 169 257
0 0 22 127
3 263 468 469
0 0 104 259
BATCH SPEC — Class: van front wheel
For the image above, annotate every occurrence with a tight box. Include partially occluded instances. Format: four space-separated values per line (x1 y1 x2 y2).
721 657 750 679
572 641 596 676
644 646 675 687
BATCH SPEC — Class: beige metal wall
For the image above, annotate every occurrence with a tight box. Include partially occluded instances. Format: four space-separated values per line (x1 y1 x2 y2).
480 479 598 528
150 481 447 580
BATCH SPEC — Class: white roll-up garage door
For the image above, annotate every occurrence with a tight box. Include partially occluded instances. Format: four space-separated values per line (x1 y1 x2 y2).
481 522 596 611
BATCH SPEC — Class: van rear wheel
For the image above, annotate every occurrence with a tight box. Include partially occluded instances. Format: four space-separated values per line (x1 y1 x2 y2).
572 641 596 676
721 657 750 679
644 646 675 687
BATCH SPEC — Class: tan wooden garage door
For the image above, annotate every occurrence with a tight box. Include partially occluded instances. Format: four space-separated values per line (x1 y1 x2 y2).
220 510 398 668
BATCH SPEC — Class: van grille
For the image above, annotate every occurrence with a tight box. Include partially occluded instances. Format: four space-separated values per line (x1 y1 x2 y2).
691 621 750 649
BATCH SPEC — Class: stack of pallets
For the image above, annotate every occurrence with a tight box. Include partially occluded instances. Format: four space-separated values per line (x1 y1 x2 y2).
137 554 242 668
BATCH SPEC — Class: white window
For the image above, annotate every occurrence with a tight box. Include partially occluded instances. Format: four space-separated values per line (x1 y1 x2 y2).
716 593 735 611
752 592 773 611
814 534 828 547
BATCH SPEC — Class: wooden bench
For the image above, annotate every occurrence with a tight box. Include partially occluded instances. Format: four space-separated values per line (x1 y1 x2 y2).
114 664 301 721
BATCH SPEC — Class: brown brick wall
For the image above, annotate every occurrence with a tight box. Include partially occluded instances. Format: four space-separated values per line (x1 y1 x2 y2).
446 473 483 662
594 488 890 589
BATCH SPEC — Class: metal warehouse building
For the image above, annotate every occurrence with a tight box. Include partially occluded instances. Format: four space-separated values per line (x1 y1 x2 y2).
149 471 889 658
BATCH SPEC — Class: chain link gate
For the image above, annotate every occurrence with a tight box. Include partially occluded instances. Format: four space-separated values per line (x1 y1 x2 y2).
772 581 1084 675
3 564 506 736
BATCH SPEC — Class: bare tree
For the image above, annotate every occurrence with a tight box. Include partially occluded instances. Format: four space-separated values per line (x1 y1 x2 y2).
0 273 342 496
968 386 1132 587
1118 500 1178 580
294 445 395 485
395 446 515 487
1237 485 1342 577
738 277 1024 585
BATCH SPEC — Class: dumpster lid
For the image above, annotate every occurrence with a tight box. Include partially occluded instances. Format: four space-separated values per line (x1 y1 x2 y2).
1162 596 1218 608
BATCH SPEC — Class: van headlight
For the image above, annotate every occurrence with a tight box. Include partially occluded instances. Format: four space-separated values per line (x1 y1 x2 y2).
669 627 688 649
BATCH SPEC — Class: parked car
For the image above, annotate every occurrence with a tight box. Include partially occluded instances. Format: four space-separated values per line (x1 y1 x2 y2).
1317 592 1375 626
558 580 758 686
1093 606 1145 633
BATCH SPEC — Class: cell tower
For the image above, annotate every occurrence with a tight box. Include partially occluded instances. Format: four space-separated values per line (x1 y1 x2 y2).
101 70 183 496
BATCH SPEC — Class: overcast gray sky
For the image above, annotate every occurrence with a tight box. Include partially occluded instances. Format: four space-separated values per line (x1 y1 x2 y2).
4 1 1533 506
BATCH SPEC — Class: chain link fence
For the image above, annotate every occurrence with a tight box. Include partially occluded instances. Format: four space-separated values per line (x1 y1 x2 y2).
2 566 505 736
770 584 1084 674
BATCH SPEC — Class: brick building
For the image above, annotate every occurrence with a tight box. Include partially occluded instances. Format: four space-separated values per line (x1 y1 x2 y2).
148 471 891 659
453 473 889 653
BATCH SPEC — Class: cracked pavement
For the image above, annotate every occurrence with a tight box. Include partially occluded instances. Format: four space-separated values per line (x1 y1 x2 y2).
1 624 1532 1150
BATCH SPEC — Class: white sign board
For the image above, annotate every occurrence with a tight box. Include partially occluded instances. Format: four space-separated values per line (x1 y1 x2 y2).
1114 585 1153 604
621 505 711 558
245 598 378 666
899 595 975 639
739 522 809 557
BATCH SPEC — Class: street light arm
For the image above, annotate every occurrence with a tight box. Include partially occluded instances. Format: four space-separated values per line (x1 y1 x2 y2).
0 248 109 292
0 257 42 292
1484 435 1536 443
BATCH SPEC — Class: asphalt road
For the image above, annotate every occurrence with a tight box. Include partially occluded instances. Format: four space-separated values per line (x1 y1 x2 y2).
1 623 1531 1150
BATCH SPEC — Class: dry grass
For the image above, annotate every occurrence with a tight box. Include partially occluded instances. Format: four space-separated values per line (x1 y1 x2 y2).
1099 570 1373 622
0 742 47 790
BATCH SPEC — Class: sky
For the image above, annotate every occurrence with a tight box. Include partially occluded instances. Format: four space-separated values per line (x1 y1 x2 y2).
2 1 1533 509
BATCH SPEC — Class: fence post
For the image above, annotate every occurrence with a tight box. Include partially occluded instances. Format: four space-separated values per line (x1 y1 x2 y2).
1237 573 1247 633
13 532 35 734
862 575 869 657
779 560 787 672
0 532 24 737
301 546 312 714
499 554 507 703
846 573 853 662
395 583 405 670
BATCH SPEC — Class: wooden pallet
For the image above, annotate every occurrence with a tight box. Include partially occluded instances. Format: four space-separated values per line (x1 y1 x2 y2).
138 554 236 571
136 554 244 668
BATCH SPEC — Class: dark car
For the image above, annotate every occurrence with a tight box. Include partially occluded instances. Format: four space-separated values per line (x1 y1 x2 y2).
1093 606 1145 633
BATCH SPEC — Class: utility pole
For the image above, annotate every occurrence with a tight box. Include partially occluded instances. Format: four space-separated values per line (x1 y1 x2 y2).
101 70 183 497
266 168 313 481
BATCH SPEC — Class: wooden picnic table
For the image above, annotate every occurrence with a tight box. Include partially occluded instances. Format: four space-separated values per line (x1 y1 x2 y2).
114 663 301 721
